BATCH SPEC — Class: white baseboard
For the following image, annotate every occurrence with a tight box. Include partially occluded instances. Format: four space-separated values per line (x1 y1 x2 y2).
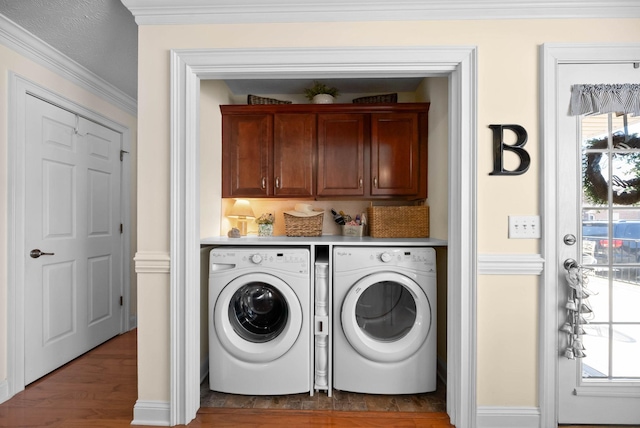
0 379 9 404
129 314 138 329
131 400 171 426
477 406 540 428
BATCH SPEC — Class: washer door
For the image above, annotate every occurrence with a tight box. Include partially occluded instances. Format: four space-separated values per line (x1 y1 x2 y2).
341 272 431 363
214 273 302 363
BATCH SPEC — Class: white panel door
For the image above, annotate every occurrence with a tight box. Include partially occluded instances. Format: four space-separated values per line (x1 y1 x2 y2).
557 63 640 424
24 95 123 384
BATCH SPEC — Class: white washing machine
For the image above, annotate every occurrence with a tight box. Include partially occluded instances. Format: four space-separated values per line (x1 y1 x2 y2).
333 246 437 394
209 247 311 395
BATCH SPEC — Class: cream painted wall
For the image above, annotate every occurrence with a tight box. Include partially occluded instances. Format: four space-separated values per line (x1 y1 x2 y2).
0 43 137 389
477 275 540 405
136 18 640 408
200 80 233 239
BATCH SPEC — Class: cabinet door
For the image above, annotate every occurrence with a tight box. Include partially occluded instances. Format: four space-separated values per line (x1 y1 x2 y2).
370 113 420 197
222 114 272 197
273 113 315 197
317 113 366 196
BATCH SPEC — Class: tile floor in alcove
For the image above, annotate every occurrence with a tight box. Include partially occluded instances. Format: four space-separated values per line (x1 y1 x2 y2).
200 377 447 412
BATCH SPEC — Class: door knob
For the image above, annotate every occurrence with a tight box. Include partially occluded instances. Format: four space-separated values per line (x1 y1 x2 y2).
30 249 54 259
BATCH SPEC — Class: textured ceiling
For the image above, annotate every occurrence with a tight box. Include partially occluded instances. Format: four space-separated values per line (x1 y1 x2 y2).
0 0 138 99
0 1 426 102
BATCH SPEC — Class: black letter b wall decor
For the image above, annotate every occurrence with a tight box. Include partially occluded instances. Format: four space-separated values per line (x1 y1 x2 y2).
489 124 530 175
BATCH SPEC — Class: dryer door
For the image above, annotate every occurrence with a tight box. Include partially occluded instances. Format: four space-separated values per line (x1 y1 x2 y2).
214 273 302 363
341 272 431 363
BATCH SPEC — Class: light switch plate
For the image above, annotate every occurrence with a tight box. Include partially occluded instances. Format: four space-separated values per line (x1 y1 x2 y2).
508 215 540 239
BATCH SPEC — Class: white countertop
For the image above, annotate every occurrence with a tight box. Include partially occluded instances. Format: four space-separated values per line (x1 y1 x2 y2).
201 235 448 246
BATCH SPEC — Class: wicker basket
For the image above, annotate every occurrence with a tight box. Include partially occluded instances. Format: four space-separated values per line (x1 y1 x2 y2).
367 206 429 238
247 94 292 105
284 213 324 237
352 93 398 104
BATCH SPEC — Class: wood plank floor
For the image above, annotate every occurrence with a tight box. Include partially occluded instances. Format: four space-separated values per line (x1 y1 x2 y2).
0 329 455 427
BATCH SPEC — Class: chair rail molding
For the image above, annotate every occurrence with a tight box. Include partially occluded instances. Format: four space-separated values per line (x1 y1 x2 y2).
478 253 544 275
169 45 478 426
134 251 172 274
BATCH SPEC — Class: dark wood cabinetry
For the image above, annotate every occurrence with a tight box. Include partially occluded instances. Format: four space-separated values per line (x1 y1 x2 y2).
370 113 422 197
221 108 314 198
221 113 271 198
273 113 315 197
317 113 367 197
221 103 429 200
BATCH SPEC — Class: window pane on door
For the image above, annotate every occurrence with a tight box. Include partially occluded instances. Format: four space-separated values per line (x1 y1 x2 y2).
612 325 640 378
580 112 640 383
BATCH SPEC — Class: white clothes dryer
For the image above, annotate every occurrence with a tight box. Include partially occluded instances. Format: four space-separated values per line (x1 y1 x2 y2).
209 247 311 395
333 246 437 394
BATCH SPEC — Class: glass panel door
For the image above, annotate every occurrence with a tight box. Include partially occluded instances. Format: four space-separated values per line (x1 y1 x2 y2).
557 62 640 425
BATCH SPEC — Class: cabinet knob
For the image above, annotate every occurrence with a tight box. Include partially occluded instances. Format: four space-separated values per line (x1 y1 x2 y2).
359 177 363 188
373 177 378 188
275 177 280 189
261 177 266 189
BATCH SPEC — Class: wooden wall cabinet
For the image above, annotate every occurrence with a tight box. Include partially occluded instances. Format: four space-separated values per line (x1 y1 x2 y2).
316 113 367 197
221 108 315 198
221 103 429 200
370 113 421 197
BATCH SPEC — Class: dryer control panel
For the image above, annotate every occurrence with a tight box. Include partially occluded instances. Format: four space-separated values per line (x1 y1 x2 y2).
333 247 435 273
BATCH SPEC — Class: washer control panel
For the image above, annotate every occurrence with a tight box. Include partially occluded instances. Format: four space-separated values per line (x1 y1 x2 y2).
210 247 309 274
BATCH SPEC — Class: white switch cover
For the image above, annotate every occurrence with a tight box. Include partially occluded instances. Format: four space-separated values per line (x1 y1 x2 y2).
508 215 541 239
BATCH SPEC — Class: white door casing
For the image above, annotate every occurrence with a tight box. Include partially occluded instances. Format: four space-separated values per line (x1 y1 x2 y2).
168 46 477 426
7 74 132 397
541 43 640 427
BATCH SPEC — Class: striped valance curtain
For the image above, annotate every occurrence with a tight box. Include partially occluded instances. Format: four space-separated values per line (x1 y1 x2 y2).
570 84 640 116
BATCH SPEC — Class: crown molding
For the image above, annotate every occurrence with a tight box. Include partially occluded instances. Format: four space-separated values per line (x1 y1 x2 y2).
0 15 137 117
121 0 640 25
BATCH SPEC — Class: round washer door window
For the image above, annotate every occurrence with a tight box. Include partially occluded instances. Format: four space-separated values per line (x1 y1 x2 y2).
230 282 288 343
341 272 431 363
215 273 302 363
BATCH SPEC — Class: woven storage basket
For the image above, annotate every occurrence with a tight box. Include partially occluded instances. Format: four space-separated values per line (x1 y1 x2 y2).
284 213 324 237
352 93 398 103
247 94 292 105
367 206 429 238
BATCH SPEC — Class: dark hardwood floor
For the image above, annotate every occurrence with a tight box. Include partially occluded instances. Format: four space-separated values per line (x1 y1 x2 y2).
0 329 454 427
1 329 633 427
